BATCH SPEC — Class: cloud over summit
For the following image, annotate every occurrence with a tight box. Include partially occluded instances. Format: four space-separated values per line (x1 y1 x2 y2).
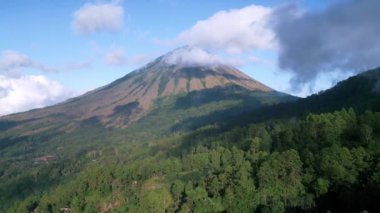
162 46 224 66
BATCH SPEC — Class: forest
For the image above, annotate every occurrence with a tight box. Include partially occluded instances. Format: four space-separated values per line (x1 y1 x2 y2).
1 108 379 212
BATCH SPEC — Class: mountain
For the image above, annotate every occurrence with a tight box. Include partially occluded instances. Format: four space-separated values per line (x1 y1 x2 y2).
0 46 292 133
1 48 379 212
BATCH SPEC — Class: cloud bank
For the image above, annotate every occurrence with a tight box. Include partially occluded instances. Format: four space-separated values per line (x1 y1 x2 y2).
72 2 124 34
0 75 74 116
174 5 275 54
273 0 380 88
0 50 86 116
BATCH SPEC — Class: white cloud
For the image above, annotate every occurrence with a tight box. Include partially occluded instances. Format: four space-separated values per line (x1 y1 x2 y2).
0 75 75 116
174 5 275 54
0 50 87 115
163 46 223 66
0 51 31 71
72 2 124 34
0 50 56 74
105 48 127 65
0 50 91 75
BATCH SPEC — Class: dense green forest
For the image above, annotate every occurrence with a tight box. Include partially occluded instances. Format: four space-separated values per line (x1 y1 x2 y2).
2 109 380 212
0 68 380 212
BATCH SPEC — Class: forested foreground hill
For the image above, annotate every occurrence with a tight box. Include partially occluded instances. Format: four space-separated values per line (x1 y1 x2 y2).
4 109 380 213
1 68 380 212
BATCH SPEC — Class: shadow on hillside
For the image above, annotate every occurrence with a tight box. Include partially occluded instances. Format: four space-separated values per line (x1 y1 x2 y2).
174 85 280 110
0 136 29 151
170 104 250 132
0 121 21 131
170 87 289 132
175 67 248 82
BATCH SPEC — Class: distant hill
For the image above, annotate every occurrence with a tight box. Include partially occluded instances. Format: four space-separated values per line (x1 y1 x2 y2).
241 67 380 124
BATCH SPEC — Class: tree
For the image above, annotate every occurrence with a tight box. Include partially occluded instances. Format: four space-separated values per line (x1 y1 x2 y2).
171 180 184 204
139 188 173 213
320 145 357 185
257 150 310 210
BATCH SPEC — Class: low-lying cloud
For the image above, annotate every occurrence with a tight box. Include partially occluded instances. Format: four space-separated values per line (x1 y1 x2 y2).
72 2 124 34
0 75 75 116
273 0 380 89
0 50 89 116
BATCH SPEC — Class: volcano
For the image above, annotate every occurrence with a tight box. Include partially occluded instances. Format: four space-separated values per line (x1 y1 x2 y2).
0 46 292 132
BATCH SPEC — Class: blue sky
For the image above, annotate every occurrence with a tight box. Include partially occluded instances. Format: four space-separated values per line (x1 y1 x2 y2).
1 0 374 115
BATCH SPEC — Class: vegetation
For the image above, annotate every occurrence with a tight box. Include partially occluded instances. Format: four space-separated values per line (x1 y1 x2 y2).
2 108 379 212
